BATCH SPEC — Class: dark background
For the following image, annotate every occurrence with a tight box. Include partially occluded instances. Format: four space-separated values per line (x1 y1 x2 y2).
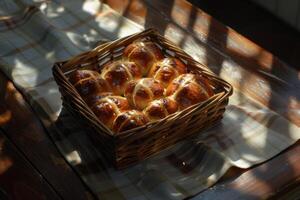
189 0 300 70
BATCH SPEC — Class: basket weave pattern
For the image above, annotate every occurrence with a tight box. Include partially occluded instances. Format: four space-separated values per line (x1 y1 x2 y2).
52 29 233 169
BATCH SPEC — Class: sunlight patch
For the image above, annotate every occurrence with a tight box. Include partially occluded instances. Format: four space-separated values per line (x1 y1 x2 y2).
12 59 38 87
219 60 243 83
83 0 100 15
241 153 263 163
66 150 82 165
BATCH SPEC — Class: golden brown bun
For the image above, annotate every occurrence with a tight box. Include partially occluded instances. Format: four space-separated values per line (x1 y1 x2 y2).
166 74 213 109
100 60 142 95
90 96 129 130
112 110 149 133
69 70 110 96
143 97 178 121
124 78 165 110
149 57 187 87
123 40 164 75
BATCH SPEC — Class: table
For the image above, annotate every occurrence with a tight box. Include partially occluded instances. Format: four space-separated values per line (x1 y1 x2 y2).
0 0 299 199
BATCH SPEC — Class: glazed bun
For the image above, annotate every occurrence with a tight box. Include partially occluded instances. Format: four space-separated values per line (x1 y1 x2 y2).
69 39 216 133
123 40 164 75
113 110 149 133
143 97 178 121
125 78 165 110
100 61 142 95
69 69 110 96
149 57 187 87
166 73 213 109
89 96 129 130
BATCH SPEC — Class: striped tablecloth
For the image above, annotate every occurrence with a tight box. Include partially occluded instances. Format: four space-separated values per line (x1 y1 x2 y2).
0 0 299 199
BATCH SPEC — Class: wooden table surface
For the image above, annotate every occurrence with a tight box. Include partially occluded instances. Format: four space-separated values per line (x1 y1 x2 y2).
0 0 299 199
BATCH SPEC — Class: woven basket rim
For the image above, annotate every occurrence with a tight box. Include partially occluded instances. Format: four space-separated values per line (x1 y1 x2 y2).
52 28 233 138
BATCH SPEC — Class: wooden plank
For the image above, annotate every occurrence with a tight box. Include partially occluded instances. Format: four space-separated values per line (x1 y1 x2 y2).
105 0 295 71
269 178 300 200
0 72 93 200
0 130 60 200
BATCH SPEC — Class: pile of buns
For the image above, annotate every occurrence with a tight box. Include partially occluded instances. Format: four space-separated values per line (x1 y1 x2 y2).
69 40 214 133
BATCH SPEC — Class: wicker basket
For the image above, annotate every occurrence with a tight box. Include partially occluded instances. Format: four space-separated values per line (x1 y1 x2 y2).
52 28 233 169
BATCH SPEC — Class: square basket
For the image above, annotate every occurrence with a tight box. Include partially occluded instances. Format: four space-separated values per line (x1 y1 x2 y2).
52 28 233 169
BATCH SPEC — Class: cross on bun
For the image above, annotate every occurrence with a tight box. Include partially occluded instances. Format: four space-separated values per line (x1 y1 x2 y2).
149 57 187 87
123 40 164 75
69 69 110 96
143 97 179 121
100 61 142 95
125 78 165 110
166 73 214 109
89 96 130 130
113 110 149 133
